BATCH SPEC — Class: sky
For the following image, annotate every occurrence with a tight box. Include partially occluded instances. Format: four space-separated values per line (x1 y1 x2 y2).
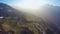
0 0 60 9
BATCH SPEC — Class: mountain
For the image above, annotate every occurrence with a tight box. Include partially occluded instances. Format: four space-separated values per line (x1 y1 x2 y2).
0 3 60 34
0 3 23 17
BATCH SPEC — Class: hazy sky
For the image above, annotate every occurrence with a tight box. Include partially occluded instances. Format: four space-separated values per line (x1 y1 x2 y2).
0 0 60 9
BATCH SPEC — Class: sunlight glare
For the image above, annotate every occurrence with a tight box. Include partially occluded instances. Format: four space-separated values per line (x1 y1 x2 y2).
14 0 46 9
